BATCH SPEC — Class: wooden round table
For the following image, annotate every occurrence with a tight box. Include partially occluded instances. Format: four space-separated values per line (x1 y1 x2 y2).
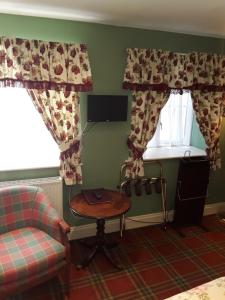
70 189 131 269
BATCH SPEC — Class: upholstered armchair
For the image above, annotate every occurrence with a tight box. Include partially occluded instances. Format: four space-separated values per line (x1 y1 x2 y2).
0 185 70 299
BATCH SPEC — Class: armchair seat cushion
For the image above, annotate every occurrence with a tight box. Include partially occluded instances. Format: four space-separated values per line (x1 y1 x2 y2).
0 226 66 286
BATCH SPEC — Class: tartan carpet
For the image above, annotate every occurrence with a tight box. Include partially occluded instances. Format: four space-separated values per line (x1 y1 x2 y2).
10 215 225 300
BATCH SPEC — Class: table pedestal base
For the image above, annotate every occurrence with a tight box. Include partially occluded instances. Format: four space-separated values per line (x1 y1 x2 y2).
77 219 122 270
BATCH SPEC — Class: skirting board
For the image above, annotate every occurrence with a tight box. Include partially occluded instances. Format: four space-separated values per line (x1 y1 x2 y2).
68 201 225 240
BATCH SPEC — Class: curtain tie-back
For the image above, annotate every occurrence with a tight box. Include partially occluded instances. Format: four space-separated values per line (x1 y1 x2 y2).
127 137 145 159
60 139 81 160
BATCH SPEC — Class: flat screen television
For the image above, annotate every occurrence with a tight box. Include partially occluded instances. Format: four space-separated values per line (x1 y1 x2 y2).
87 95 128 122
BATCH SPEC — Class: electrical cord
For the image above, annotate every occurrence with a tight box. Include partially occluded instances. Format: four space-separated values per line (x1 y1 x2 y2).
79 122 97 154
81 122 97 135
125 217 163 225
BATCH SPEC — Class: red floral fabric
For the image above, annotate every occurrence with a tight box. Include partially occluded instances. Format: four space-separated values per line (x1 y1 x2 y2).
0 37 92 91
125 90 169 178
123 48 225 174
192 90 225 170
0 36 93 185
123 48 225 92
29 89 82 185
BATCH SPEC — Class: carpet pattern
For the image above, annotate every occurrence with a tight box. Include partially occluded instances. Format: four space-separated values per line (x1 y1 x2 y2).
9 215 225 300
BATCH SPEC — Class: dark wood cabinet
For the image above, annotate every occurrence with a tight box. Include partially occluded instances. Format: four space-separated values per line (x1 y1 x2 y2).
173 156 210 227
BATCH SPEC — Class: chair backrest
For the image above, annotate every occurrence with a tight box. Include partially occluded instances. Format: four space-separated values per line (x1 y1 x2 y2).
0 185 40 234
0 185 58 235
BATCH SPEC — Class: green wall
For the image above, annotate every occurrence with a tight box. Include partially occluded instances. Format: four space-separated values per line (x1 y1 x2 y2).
0 13 224 226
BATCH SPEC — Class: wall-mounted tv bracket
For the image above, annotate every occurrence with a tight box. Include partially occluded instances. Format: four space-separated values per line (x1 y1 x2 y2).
117 160 168 238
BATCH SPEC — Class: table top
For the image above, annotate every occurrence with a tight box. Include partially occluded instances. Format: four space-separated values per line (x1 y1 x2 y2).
70 189 131 220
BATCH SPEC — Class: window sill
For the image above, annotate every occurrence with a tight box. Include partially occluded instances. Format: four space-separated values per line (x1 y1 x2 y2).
0 165 59 172
143 146 206 161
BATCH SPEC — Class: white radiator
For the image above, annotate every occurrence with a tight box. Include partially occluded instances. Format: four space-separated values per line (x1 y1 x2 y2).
0 177 63 217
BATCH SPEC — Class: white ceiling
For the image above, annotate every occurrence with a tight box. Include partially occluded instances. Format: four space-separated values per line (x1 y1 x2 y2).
1 0 225 38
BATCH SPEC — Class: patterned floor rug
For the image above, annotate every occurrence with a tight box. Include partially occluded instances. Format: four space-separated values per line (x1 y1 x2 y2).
9 215 225 300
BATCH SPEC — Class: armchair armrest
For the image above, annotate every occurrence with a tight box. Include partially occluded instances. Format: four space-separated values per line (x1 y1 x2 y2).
32 187 70 245
59 220 70 234
59 220 71 265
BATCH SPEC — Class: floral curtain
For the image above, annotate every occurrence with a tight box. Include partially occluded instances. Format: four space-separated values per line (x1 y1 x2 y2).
123 48 225 92
0 36 93 185
192 90 225 170
126 90 169 178
28 89 82 185
123 48 225 177
0 37 92 91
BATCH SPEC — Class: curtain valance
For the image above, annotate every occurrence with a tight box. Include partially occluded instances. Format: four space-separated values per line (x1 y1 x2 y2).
123 48 225 92
0 37 92 91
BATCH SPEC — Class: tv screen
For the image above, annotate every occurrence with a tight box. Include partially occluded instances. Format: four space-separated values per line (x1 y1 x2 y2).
87 95 128 122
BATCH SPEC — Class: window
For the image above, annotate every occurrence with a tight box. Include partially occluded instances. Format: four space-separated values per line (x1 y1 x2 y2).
149 92 193 147
143 91 206 160
0 88 59 171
